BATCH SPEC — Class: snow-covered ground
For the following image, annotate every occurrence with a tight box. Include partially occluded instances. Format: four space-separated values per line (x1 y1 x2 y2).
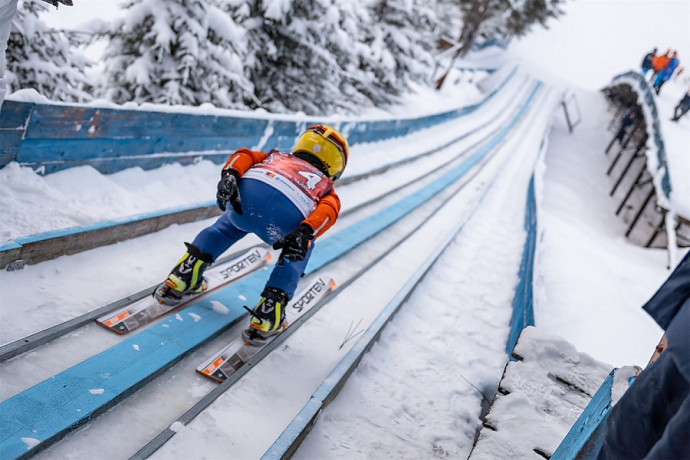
654 79 690 219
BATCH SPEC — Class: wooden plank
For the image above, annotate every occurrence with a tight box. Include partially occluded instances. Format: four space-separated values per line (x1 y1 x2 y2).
15 138 248 163
0 100 33 129
551 372 615 460
0 203 221 269
24 155 228 175
0 131 23 167
24 104 270 140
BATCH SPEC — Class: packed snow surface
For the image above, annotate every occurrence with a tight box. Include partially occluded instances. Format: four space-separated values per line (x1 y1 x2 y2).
471 326 613 459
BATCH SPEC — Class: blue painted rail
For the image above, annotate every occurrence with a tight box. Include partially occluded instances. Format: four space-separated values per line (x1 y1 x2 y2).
551 370 616 460
0 68 517 175
0 82 541 460
506 174 537 356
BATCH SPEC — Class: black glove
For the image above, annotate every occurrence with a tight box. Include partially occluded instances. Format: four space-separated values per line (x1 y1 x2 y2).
216 170 243 215
273 225 314 265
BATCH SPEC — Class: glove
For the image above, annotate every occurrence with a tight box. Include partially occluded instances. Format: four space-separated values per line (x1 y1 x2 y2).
216 170 243 215
273 225 314 265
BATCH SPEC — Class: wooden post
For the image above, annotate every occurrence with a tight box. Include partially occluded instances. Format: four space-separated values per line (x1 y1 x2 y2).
616 164 648 215
626 188 655 237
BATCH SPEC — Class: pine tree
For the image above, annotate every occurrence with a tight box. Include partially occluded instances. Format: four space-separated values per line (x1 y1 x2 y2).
101 0 254 108
504 0 566 39
7 0 92 102
446 0 565 56
222 0 377 114
365 0 439 96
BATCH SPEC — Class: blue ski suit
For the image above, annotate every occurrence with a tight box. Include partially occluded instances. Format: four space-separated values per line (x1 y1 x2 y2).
192 149 341 298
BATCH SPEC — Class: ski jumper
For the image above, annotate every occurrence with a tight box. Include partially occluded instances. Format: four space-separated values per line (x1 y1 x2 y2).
192 149 340 298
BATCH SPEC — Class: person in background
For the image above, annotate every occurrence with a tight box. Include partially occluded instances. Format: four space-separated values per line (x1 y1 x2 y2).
671 89 690 121
654 51 679 94
641 48 656 77
615 107 639 144
651 49 671 82
598 252 690 459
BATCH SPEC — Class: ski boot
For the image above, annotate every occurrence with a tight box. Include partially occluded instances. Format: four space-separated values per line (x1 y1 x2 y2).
154 243 213 306
242 287 289 346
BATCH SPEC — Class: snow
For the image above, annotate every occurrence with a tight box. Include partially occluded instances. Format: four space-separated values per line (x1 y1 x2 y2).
188 312 202 322
611 365 638 405
88 389 105 395
132 344 140 352
0 160 218 241
470 326 613 460
21 437 40 450
653 79 690 219
169 421 183 433
210 301 229 315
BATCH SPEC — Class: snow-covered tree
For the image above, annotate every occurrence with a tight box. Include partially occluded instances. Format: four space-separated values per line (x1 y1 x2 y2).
364 0 439 96
504 0 566 39
445 0 565 56
7 0 92 102
220 0 439 115
101 0 254 108
219 0 376 114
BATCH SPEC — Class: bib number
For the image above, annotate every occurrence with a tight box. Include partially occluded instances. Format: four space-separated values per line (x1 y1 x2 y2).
299 171 323 190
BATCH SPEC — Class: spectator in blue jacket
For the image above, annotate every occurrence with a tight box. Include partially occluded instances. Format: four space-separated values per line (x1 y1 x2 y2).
672 89 690 121
615 107 639 144
598 252 690 459
654 51 680 94
641 48 656 77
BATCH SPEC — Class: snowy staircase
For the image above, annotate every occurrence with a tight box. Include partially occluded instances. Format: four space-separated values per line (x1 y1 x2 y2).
469 327 622 460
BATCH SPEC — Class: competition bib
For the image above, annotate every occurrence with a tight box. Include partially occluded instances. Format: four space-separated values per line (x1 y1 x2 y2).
242 152 333 217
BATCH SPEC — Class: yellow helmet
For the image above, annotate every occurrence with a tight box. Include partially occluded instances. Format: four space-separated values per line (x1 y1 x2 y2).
293 125 349 180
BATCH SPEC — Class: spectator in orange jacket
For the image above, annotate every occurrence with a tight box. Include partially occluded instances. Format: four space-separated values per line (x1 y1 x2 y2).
652 49 671 76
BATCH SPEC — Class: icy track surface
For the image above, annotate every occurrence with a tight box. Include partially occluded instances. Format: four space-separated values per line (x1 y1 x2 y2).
294 90 553 460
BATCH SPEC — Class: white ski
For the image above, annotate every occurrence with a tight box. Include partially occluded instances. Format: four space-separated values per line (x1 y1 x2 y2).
96 247 272 334
197 276 336 382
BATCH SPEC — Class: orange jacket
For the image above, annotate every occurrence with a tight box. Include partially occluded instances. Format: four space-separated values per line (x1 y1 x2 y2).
222 148 340 239
653 55 671 72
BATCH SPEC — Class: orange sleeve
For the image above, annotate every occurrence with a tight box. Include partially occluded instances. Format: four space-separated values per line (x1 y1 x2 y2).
222 148 268 176
301 189 341 239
